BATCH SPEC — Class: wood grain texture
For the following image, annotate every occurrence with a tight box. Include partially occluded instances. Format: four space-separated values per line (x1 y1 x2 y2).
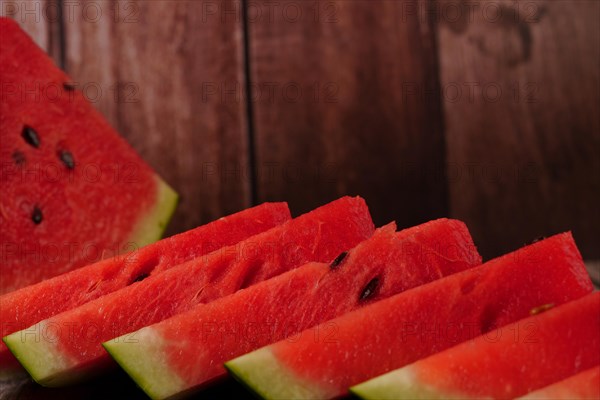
437 0 600 259
0 0 62 63
62 0 251 235
247 0 448 226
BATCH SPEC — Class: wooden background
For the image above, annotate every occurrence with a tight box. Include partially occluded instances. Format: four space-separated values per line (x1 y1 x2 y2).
3 0 598 262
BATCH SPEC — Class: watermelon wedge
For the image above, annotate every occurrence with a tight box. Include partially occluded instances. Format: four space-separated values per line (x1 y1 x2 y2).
0 17 178 294
0 202 290 372
3 196 374 386
351 293 600 400
104 218 481 399
517 366 600 400
226 233 594 399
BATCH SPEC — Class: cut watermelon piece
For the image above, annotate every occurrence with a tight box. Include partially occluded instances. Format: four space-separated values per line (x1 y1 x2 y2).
0 18 178 294
104 218 481 399
3 196 374 386
517 366 600 400
352 293 600 400
0 202 290 372
226 233 594 399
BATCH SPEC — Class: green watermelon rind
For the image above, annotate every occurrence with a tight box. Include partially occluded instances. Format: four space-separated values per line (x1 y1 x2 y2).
350 366 460 400
0 180 177 386
225 347 326 399
127 177 179 248
2 321 85 387
516 367 600 399
226 346 459 400
102 328 185 400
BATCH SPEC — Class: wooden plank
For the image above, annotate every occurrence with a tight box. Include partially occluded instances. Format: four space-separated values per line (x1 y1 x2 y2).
247 0 448 226
62 0 251 236
0 0 62 63
438 0 600 259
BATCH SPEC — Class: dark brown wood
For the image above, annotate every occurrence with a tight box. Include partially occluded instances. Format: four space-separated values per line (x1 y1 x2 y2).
437 0 600 259
247 0 448 226
62 0 251 235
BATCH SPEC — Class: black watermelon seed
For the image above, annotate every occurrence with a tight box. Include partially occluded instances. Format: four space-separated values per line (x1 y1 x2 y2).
59 150 75 169
63 82 76 91
12 151 26 165
31 206 43 225
131 273 150 284
360 277 379 301
22 126 40 148
330 251 348 270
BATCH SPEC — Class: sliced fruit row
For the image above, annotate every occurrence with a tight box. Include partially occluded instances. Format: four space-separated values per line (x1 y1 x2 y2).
2 196 374 385
351 293 600 400
104 218 479 399
226 233 597 400
3 196 597 400
0 202 291 372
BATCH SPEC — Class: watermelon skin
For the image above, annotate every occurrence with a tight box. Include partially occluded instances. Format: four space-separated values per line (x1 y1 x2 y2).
226 233 594 399
0 203 290 373
518 366 600 400
0 17 178 294
104 218 481 399
352 293 600 400
3 196 374 386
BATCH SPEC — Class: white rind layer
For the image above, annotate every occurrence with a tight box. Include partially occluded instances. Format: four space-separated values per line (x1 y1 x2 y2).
1 179 178 387
225 347 331 400
103 327 185 400
351 366 482 400
128 177 178 248
3 321 76 386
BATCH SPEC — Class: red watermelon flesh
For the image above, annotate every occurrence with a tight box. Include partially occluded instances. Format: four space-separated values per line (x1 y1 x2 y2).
4 196 374 386
518 366 600 400
0 18 178 294
352 293 600 400
0 202 290 371
104 218 481 399
226 233 594 399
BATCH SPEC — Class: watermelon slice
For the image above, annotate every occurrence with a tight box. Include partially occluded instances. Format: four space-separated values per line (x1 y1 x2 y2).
3 196 374 386
351 293 600 400
104 218 481 399
0 202 290 372
0 18 178 294
517 366 600 400
226 233 594 399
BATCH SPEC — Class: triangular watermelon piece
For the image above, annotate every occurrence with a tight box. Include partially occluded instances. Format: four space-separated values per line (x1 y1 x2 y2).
0 17 177 294
517 366 600 400
103 218 481 399
352 293 600 399
226 233 594 399
4 196 374 386
0 202 290 373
